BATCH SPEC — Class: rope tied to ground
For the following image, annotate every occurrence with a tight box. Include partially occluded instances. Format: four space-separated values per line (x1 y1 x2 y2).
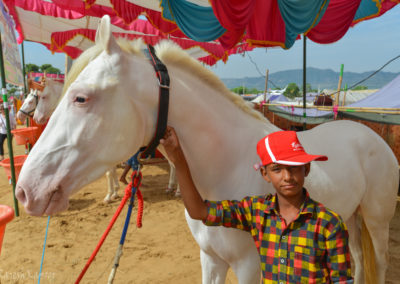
75 170 144 284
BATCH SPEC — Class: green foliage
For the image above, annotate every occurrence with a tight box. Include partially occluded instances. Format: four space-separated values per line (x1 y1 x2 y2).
305 83 318 93
283 83 301 99
299 83 318 94
40 64 52 71
40 64 61 74
25 63 61 74
231 86 260 94
26 63 40 73
43 66 61 74
351 85 368 90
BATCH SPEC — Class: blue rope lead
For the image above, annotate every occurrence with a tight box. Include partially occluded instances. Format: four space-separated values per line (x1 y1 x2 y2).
108 170 142 283
38 216 50 284
119 186 137 245
108 186 137 283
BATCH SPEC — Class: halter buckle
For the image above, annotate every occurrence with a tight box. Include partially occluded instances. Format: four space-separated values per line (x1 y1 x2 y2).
158 81 170 89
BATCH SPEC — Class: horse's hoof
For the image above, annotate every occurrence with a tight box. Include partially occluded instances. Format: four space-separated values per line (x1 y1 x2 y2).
103 198 112 204
111 194 119 200
165 187 174 193
174 190 181 197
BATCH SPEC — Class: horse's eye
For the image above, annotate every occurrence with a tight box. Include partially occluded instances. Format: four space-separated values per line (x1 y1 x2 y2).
75 97 86 103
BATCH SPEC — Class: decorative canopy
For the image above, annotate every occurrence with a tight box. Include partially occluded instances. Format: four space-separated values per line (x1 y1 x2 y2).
3 0 399 65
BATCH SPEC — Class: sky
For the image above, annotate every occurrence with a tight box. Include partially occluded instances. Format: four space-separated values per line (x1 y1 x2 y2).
21 5 400 79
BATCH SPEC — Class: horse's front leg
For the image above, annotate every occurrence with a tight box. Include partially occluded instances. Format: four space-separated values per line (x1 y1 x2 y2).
104 167 119 203
166 162 178 193
110 166 120 197
186 211 260 284
200 249 229 284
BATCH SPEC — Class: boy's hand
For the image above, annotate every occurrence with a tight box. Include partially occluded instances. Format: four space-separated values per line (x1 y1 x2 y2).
119 176 128 185
160 126 185 165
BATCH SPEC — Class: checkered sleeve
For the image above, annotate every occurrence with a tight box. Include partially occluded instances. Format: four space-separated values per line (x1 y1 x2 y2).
202 197 254 231
325 215 353 283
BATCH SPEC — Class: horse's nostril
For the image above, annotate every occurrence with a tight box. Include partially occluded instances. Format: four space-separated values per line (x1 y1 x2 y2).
16 186 27 204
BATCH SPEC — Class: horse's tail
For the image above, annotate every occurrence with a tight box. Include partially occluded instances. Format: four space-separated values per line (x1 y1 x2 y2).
361 216 377 284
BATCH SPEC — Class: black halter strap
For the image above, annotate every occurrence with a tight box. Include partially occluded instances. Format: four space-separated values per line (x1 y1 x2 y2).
19 92 39 117
140 44 170 159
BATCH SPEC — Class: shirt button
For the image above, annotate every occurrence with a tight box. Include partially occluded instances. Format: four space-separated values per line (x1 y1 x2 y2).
282 236 286 240
280 258 285 264
279 281 284 284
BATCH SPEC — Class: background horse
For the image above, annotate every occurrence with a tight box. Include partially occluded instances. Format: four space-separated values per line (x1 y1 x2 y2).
17 88 39 122
15 16 398 284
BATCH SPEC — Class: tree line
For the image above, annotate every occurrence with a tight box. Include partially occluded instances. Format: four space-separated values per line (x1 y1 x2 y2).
231 83 368 99
26 63 61 74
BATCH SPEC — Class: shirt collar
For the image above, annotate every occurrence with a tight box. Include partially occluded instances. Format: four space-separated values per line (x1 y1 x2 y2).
264 188 315 216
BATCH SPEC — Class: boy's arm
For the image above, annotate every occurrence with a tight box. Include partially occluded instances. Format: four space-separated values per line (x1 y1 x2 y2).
326 220 353 283
119 164 131 185
160 127 208 221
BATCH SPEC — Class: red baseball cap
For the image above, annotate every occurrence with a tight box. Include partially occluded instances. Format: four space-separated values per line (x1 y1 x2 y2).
256 131 328 168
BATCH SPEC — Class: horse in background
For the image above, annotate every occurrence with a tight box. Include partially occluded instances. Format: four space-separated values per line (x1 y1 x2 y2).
15 16 398 284
17 88 39 122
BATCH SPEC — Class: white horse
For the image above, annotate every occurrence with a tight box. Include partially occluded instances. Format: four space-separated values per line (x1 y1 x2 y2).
18 75 178 201
17 79 122 202
15 16 398 284
17 88 39 122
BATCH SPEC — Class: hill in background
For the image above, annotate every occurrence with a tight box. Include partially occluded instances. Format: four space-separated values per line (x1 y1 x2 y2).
221 67 399 90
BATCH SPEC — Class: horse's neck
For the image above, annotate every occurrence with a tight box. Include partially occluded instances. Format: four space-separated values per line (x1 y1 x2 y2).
165 67 278 199
126 56 278 199
46 80 64 109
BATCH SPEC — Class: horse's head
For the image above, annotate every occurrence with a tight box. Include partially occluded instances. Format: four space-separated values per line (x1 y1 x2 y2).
17 89 38 121
16 15 156 216
33 79 64 124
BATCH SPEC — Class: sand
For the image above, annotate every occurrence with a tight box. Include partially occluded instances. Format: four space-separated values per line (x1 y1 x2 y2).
0 140 399 284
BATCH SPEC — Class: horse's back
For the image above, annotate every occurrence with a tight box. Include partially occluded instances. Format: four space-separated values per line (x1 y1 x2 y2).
301 119 397 166
297 120 398 220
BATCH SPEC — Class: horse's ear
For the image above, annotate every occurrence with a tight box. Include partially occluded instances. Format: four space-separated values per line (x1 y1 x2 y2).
96 15 120 54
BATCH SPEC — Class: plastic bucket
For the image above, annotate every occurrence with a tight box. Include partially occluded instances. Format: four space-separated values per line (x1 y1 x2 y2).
0 155 28 182
11 127 40 146
0 205 14 255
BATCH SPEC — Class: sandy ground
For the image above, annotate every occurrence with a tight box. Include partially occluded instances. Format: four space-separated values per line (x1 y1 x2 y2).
0 140 399 284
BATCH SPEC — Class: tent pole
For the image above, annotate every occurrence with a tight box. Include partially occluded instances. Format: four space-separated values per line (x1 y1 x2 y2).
263 69 269 116
21 41 27 94
335 64 344 105
0 33 19 216
302 35 307 130
263 69 269 102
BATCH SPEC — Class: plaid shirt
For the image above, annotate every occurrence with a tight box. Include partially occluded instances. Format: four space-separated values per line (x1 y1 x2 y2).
204 190 353 283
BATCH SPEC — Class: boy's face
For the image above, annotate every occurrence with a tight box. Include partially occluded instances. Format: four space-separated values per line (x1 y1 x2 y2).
260 163 310 199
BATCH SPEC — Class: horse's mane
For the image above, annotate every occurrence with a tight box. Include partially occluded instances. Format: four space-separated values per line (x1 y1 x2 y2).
64 38 266 122
62 44 103 96
154 41 266 122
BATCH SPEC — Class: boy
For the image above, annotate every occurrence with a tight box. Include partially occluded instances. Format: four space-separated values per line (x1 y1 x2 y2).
160 127 353 283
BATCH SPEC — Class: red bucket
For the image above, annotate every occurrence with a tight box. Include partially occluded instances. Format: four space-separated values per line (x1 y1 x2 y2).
0 155 28 182
0 205 14 255
11 127 40 146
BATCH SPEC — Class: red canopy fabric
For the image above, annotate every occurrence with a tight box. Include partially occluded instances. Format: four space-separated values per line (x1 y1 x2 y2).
4 0 255 65
3 0 399 64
